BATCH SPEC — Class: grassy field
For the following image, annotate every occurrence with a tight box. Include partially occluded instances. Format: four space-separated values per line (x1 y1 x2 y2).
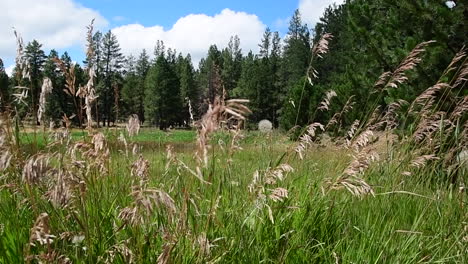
0 127 466 263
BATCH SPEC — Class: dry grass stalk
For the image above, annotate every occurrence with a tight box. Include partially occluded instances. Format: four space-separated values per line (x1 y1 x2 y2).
29 213 55 246
37 78 53 124
306 33 333 85
344 148 379 177
326 175 375 197
13 29 30 81
70 132 109 175
45 169 75 208
131 155 149 181
248 164 293 224
195 94 250 168
269 187 289 202
126 114 140 136
101 240 135 264
412 111 452 143
408 83 450 115
325 95 355 130
450 95 468 120
248 164 293 198
345 120 360 146
371 100 408 130
312 33 333 59
441 46 466 78
380 41 435 91
410 154 440 168
453 57 468 88
0 118 12 171
119 186 177 226
318 90 337 111
22 154 52 185
295 123 324 159
351 130 376 152
196 232 214 257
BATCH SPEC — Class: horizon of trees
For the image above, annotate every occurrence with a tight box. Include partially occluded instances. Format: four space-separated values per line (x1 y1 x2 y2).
0 0 466 132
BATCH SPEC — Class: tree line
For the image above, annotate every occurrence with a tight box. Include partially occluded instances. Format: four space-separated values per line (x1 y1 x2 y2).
0 0 465 131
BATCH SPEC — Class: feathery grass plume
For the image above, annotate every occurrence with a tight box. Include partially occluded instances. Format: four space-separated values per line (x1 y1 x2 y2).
37 78 53 124
53 58 77 98
450 95 468 120
344 148 379 177
13 29 30 81
126 114 140 136
326 176 375 197
195 94 250 168
0 117 12 171
70 132 109 175
345 120 360 147
453 57 468 88
373 71 392 91
324 149 377 197
131 155 149 181
54 57 86 126
325 95 355 130
351 130 376 152
45 169 75 208
408 83 450 115
118 186 177 226
295 123 324 159
441 46 466 79
157 232 176 264
12 29 31 107
381 41 436 91
196 232 214 257
318 90 337 111
269 187 289 202
410 154 440 169
22 154 52 185
101 240 135 264
248 164 293 197
29 213 55 246
312 33 333 59
412 111 452 144
247 164 293 224
371 99 408 130
186 97 195 126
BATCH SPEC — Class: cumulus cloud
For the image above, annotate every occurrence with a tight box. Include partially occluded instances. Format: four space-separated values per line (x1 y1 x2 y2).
112 9 266 66
5 65 15 77
298 0 344 27
0 0 107 63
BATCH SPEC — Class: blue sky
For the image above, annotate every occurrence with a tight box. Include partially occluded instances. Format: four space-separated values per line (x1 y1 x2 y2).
1 0 343 74
78 0 297 31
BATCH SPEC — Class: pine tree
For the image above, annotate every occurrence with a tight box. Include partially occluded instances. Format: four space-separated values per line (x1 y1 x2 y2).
122 49 150 122
99 30 124 126
282 10 311 88
144 55 182 129
0 59 9 111
25 40 46 124
221 35 243 94
178 54 198 123
42 50 62 123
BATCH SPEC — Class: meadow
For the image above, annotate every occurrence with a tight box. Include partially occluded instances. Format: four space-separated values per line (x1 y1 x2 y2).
0 123 466 263
1 12 466 263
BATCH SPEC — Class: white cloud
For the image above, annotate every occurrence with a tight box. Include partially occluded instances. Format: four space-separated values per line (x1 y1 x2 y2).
0 0 107 63
112 8 266 66
5 64 15 77
298 0 344 27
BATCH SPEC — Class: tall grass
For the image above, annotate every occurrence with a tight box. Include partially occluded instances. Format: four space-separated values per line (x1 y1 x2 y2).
0 27 466 263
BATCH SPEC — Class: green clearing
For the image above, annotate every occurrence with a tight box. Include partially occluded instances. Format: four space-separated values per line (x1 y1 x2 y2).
0 128 466 263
